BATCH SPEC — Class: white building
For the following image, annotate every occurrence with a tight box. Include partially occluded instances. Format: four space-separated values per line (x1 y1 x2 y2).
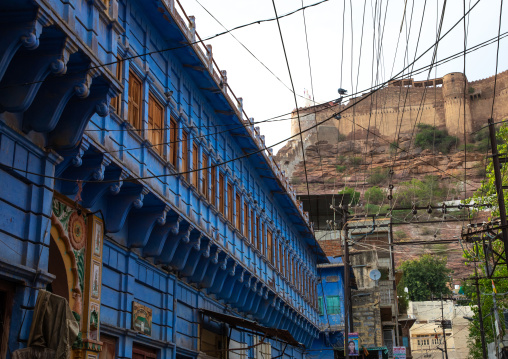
408 301 473 359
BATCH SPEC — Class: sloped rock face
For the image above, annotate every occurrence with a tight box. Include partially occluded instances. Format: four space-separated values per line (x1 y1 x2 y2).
275 137 488 283
276 136 485 197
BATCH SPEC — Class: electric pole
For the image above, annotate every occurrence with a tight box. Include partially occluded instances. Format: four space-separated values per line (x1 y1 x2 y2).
388 182 400 347
343 205 351 359
474 246 488 359
487 118 508 273
440 294 449 359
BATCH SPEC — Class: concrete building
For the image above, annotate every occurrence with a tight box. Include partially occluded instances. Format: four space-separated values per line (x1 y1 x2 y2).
0 1 326 358
408 301 473 359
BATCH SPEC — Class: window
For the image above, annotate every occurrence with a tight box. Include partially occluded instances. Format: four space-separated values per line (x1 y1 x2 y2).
255 216 260 251
132 343 157 359
211 165 216 206
148 93 164 155
182 131 189 181
326 296 341 314
243 202 249 240
235 194 241 230
219 173 225 214
229 339 247 359
110 56 122 114
278 241 283 272
318 297 324 315
99 334 117 359
292 257 296 285
202 153 208 198
266 230 273 265
192 142 199 188
169 119 178 166
254 336 271 359
259 222 264 255
128 70 142 130
251 210 255 243
227 183 234 222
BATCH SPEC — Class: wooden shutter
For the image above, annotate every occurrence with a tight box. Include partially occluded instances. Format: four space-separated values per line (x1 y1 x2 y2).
219 173 225 214
169 119 177 165
235 194 241 230
128 71 142 130
202 153 208 198
251 210 255 244
227 183 234 222
192 142 199 188
148 93 163 155
267 230 273 265
182 131 189 180
255 216 259 251
211 165 217 206
110 56 122 114
99 334 117 359
244 202 249 240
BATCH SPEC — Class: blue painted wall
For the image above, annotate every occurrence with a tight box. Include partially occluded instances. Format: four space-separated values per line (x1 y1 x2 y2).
0 0 326 356
309 260 346 359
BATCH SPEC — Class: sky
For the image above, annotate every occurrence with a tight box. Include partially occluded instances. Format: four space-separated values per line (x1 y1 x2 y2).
178 0 507 153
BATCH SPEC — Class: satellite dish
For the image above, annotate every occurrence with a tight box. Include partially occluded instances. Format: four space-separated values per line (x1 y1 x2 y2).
369 269 381 281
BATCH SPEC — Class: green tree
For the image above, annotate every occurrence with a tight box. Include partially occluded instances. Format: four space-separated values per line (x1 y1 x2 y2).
466 123 508 358
364 186 385 205
462 244 507 359
338 186 360 206
397 254 453 301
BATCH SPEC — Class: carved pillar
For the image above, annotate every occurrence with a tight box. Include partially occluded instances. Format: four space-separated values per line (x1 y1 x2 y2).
79 214 105 358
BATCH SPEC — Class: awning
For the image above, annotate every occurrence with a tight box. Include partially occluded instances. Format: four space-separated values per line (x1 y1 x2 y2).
200 309 301 347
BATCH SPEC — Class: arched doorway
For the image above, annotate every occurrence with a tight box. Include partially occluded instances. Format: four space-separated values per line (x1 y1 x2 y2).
48 236 70 301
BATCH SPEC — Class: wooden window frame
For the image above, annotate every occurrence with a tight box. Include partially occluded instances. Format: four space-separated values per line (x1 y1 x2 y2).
278 242 283 273
202 153 209 199
182 131 189 181
219 173 225 214
132 343 157 359
192 142 199 188
266 229 273 265
211 164 217 206
227 183 234 222
243 202 249 241
148 93 164 156
128 70 142 130
251 210 255 244
169 118 178 166
99 334 117 359
111 55 123 114
235 194 241 230
255 216 260 251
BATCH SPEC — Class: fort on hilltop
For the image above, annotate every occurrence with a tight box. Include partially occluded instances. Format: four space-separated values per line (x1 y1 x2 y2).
278 70 508 182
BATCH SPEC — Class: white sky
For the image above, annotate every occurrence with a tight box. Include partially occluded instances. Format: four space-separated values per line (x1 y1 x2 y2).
179 0 507 153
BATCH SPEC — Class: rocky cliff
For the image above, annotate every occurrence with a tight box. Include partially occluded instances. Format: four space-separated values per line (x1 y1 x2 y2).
274 70 508 282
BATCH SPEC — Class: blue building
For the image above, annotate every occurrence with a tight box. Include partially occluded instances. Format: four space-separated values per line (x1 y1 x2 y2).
308 258 346 359
0 0 327 358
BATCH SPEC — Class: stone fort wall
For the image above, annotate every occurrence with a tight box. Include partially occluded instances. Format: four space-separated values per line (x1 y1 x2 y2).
289 70 508 141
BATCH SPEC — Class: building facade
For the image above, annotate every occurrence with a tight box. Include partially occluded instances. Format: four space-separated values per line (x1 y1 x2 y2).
0 0 326 358
308 259 346 359
408 301 473 359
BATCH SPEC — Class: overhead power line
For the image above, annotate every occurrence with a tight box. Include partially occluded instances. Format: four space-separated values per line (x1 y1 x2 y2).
0 0 489 186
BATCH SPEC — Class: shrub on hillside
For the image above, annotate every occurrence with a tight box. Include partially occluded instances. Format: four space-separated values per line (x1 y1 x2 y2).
338 186 360 206
414 124 458 154
364 186 386 205
367 168 389 185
